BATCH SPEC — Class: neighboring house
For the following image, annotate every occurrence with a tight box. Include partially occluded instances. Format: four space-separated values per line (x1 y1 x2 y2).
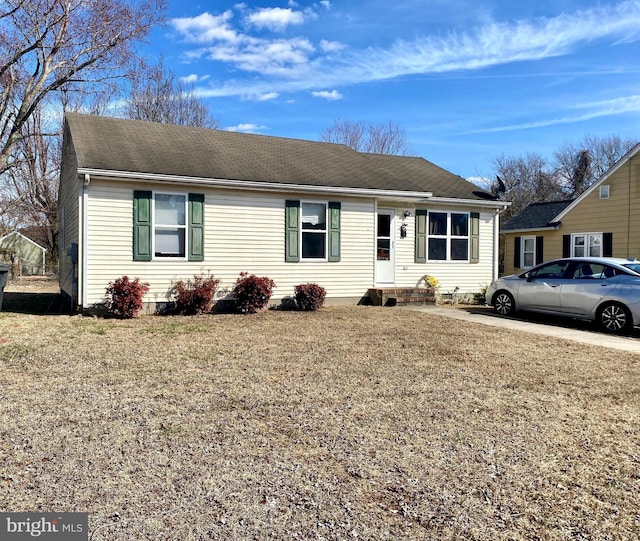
58 113 508 312
0 231 47 275
502 142 640 276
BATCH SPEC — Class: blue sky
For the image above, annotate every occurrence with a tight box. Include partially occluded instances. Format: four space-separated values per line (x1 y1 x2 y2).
146 0 640 181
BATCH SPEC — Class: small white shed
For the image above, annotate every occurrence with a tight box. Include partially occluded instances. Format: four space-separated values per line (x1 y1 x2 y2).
0 231 47 275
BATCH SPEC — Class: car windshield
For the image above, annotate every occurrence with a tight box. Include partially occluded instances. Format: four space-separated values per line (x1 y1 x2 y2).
622 263 640 274
528 261 571 279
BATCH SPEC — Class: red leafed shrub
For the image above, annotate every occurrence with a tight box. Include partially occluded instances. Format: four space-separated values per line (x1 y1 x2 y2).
294 283 326 311
173 274 220 315
105 276 150 318
233 272 276 314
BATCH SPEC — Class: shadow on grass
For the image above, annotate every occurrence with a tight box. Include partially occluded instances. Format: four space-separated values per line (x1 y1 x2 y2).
454 304 640 338
1 292 71 315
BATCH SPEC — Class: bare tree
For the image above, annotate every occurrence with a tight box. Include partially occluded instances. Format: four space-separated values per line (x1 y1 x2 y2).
490 153 565 223
2 108 59 258
554 134 637 196
319 119 411 155
0 0 166 175
125 57 219 128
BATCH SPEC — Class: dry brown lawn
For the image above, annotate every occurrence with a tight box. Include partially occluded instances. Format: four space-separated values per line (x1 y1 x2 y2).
0 304 639 540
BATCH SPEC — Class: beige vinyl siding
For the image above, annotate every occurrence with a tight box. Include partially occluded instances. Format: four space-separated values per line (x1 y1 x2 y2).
83 180 376 308
57 128 80 300
392 207 496 293
503 154 640 276
560 157 638 258
560 166 629 248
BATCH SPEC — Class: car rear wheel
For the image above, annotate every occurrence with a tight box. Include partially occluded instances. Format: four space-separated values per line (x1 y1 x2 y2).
493 290 516 316
598 302 632 333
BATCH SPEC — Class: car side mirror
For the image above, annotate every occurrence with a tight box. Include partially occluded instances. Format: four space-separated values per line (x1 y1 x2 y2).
525 272 532 282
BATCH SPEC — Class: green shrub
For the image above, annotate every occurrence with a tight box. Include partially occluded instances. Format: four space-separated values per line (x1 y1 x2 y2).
233 272 276 314
294 283 326 311
473 286 488 305
105 276 149 318
173 274 220 315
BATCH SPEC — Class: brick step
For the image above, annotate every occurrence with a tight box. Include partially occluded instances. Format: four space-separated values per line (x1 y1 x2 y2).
368 288 436 307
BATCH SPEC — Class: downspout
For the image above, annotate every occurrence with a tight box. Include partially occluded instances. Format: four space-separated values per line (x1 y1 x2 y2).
81 173 90 309
493 208 500 281
628 157 632 257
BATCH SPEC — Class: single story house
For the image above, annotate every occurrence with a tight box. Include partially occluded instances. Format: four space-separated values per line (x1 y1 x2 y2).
59 113 508 312
0 231 47 275
502 142 640 276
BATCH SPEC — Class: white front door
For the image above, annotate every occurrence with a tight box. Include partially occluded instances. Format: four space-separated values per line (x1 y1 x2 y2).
376 208 395 285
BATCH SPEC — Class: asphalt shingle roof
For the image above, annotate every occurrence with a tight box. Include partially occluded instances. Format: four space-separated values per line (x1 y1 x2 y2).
65 113 493 200
502 200 575 230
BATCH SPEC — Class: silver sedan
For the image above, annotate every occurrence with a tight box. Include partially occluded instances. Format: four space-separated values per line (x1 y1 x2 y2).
486 257 640 333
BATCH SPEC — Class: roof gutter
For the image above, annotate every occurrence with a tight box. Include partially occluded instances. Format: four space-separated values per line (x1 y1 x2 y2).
501 225 560 234
429 196 511 209
78 167 508 208
77 167 434 200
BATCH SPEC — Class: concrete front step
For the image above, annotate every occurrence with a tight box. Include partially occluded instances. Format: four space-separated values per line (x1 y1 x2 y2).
368 287 436 307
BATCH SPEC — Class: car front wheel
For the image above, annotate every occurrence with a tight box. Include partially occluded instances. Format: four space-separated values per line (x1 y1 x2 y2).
598 302 632 333
493 290 516 316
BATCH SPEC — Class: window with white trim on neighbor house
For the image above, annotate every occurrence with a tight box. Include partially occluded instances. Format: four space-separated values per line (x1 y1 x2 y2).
428 211 469 261
572 233 602 257
521 236 536 267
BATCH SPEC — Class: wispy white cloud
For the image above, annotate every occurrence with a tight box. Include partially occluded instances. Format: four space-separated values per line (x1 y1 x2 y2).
320 39 345 52
173 1 640 97
311 89 343 100
575 94 640 113
179 73 210 84
254 92 279 101
224 123 269 133
206 37 315 75
341 1 640 81
467 176 492 189
319 1 331 9
246 7 305 31
172 11 240 45
473 94 640 133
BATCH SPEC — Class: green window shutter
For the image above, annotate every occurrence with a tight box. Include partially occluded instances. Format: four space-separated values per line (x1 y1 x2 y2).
415 209 427 263
328 201 341 262
285 200 300 262
188 193 205 262
470 212 480 264
133 190 152 261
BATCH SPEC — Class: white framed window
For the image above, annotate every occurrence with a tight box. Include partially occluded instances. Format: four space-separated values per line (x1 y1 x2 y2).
153 193 187 258
521 236 536 268
427 211 469 261
599 185 610 199
572 233 602 257
301 201 327 260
